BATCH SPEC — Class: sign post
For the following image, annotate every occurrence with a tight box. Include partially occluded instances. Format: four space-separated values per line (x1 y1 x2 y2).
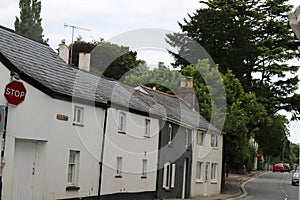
0 107 5 132
4 81 27 106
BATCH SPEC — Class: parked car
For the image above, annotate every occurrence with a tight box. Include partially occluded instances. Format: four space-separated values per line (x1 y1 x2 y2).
273 163 284 172
292 166 300 186
283 163 291 172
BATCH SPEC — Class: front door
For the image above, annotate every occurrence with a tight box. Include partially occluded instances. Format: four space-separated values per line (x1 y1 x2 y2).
12 139 38 200
204 162 210 196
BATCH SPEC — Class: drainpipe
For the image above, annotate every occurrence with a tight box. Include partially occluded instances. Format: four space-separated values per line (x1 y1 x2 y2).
98 101 110 199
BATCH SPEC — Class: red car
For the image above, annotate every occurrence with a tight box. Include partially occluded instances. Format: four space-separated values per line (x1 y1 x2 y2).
273 163 284 172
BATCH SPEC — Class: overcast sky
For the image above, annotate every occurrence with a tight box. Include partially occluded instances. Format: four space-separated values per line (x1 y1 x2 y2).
1 0 300 143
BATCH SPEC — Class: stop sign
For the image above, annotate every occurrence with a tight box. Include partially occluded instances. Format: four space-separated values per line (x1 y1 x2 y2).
4 81 27 106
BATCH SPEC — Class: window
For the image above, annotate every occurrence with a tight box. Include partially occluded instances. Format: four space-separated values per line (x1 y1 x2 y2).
73 106 84 125
185 129 189 148
145 119 151 138
67 150 80 186
168 124 173 145
141 159 147 178
116 157 123 178
196 161 203 182
211 133 218 147
211 163 218 182
197 131 204 146
205 162 209 182
118 112 126 133
163 162 176 190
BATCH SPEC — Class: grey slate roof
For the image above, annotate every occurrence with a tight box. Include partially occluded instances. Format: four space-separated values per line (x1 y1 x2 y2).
0 25 218 132
141 86 220 133
0 25 165 116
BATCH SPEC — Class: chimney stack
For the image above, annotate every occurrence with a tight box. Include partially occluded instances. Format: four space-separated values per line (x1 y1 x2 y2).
78 52 91 71
187 77 193 88
177 77 196 110
58 39 70 64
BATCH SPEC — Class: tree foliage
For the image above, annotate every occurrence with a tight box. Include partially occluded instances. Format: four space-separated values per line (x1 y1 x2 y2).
70 39 142 80
14 0 46 43
167 0 300 118
123 62 182 94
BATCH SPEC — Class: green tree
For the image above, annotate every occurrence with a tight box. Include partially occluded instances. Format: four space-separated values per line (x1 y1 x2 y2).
167 0 300 118
70 39 142 80
255 114 289 165
14 0 46 43
123 62 182 94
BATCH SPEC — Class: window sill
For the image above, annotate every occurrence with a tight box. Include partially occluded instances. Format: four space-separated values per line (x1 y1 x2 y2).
115 175 122 178
210 180 218 184
73 122 84 127
210 146 218 150
66 186 80 191
144 135 151 138
141 176 147 179
195 179 203 183
118 131 126 134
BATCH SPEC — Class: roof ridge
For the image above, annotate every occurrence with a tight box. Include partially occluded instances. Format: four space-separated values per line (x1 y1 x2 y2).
0 25 49 46
141 85 177 98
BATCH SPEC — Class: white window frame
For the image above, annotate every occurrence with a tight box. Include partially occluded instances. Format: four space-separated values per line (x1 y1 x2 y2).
197 131 204 146
142 159 147 178
67 150 80 186
118 112 126 133
196 161 203 182
168 124 173 145
163 162 176 190
116 156 123 177
185 129 189 148
211 163 218 182
73 106 84 125
211 133 218 148
145 119 151 138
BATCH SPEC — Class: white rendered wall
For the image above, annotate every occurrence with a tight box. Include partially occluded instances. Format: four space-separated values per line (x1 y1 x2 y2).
190 129 223 197
100 108 160 195
0 63 106 199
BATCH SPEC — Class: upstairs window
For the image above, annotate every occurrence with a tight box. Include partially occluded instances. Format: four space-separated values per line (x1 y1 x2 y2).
73 106 84 125
211 133 218 148
118 112 126 133
185 129 189 148
145 119 151 138
168 124 173 145
197 131 204 146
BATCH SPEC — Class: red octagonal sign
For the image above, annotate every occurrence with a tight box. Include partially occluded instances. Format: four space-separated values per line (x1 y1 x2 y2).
4 81 27 106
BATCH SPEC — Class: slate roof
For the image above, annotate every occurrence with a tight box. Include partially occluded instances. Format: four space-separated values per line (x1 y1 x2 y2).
0 25 219 132
140 86 221 133
0 25 164 116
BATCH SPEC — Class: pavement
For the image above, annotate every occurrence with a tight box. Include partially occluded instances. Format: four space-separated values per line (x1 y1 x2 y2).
168 170 267 200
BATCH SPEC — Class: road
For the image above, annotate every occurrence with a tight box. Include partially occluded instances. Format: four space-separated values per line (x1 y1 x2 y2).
238 172 299 200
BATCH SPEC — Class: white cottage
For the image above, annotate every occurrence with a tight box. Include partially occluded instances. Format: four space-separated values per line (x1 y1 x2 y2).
0 25 162 200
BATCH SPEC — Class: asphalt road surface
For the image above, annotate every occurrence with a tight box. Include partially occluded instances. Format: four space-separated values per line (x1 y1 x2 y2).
237 172 299 200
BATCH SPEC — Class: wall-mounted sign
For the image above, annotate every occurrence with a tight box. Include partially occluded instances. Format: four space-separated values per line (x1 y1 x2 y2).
56 114 68 121
0 106 5 132
4 81 27 106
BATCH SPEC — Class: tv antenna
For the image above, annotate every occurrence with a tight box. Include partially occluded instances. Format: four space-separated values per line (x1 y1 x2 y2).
64 23 90 65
